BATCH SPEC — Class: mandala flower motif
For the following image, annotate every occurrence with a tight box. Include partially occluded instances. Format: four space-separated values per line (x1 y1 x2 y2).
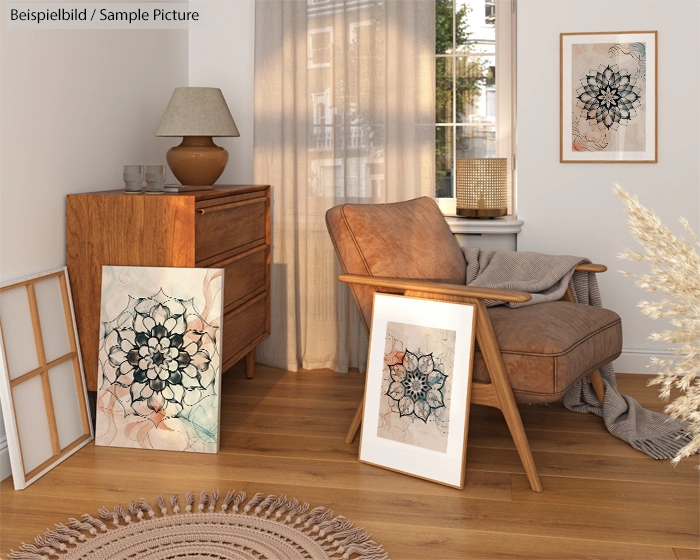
386 350 447 422
576 64 641 130
100 290 218 422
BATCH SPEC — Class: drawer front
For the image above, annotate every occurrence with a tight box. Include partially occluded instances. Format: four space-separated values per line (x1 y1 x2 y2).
195 197 266 263
221 247 268 310
222 294 267 366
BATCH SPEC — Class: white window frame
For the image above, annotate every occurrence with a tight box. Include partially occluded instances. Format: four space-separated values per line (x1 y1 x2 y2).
436 0 517 217
308 27 333 69
349 20 373 45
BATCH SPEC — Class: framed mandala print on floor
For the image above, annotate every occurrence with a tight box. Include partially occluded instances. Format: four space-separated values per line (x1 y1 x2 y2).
560 31 657 162
359 294 476 489
95 265 223 454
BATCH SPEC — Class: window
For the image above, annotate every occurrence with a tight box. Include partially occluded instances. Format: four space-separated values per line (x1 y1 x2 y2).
435 0 515 214
485 0 496 25
308 28 332 68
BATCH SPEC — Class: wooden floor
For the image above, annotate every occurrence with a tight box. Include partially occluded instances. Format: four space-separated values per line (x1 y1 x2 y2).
1 365 698 559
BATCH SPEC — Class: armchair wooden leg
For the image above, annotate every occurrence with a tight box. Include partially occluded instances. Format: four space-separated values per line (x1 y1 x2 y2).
345 401 363 444
402 291 543 492
474 300 543 493
589 369 605 406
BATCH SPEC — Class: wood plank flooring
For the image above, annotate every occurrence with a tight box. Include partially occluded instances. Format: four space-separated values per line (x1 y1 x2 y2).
1 366 698 559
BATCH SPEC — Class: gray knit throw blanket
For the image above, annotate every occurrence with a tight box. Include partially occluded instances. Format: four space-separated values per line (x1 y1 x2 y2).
463 248 694 460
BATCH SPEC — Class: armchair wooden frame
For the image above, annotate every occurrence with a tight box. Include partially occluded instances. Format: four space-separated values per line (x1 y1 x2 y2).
341 263 607 493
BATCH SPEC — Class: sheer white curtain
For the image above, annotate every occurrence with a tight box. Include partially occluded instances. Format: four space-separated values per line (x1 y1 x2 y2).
254 0 435 372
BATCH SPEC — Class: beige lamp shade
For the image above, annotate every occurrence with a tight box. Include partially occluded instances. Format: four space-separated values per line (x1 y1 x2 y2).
156 87 239 186
156 87 239 137
455 158 508 218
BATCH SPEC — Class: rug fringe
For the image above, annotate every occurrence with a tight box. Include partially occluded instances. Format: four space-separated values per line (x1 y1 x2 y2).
53 524 86 543
263 494 287 518
243 492 264 514
170 493 180 514
127 501 143 521
254 493 277 515
8 543 57 559
155 495 168 516
79 514 108 532
65 518 97 536
231 490 247 513
221 490 236 512
98 506 118 526
198 491 208 513
138 497 156 519
9 490 390 560
209 490 220 512
115 504 131 524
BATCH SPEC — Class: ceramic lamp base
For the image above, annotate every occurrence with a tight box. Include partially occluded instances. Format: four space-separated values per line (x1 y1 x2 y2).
166 136 228 186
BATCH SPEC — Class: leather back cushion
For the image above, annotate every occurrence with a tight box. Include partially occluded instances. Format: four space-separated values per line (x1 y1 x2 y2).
326 197 466 331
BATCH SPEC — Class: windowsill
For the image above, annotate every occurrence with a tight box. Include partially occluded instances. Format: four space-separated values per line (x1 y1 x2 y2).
444 215 524 235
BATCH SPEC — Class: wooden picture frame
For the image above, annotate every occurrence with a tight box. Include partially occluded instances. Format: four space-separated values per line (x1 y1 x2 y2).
359 293 476 489
0 267 93 490
560 30 657 163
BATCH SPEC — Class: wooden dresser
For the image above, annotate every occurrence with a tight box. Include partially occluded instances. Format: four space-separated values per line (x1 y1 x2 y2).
66 185 270 391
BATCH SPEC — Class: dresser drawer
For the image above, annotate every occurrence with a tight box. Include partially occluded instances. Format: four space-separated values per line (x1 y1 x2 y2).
220 246 268 310
195 197 266 263
222 293 267 366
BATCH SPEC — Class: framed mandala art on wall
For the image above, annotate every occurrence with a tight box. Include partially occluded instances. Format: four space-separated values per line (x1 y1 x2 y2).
561 31 657 163
95 265 223 454
359 294 476 489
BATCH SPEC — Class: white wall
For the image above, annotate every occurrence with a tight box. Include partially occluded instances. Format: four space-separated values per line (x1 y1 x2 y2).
0 22 189 479
189 0 256 183
517 0 700 373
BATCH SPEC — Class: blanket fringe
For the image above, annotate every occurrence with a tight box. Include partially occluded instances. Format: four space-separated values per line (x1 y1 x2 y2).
630 429 696 460
8 491 389 560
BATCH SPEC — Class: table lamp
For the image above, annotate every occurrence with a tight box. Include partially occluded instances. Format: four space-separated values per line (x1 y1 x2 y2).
455 158 508 218
156 87 240 186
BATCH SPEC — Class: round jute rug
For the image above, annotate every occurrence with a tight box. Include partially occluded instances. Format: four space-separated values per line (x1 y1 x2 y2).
8 491 389 560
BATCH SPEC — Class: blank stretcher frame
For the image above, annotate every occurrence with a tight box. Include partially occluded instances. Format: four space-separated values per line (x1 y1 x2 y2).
0 267 93 490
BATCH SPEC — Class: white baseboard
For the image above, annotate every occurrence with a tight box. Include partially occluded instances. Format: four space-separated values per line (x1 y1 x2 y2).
0 436 10 481
613 346 674 375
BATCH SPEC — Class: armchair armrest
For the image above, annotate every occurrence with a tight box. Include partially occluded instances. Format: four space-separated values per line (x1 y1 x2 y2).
575 263 607 273
338 274 532 304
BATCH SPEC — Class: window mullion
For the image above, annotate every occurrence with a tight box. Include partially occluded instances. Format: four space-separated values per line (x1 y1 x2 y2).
451 1 457 199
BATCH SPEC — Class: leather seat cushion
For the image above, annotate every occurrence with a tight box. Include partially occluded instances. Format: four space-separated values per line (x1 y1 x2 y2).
472 301 622 403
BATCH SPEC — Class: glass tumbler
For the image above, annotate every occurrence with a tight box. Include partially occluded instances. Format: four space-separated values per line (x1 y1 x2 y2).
123 165 144 193
145 165 166 194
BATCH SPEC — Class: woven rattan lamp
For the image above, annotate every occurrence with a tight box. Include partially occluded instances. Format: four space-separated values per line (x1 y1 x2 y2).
456 158 508 218
156 87 239 186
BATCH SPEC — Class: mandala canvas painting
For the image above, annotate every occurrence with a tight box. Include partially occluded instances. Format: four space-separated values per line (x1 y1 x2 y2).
96 266 223 454
561 31 657 162
360 294 476 488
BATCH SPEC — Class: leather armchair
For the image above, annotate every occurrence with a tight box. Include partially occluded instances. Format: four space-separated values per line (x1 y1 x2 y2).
326 196 622 492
